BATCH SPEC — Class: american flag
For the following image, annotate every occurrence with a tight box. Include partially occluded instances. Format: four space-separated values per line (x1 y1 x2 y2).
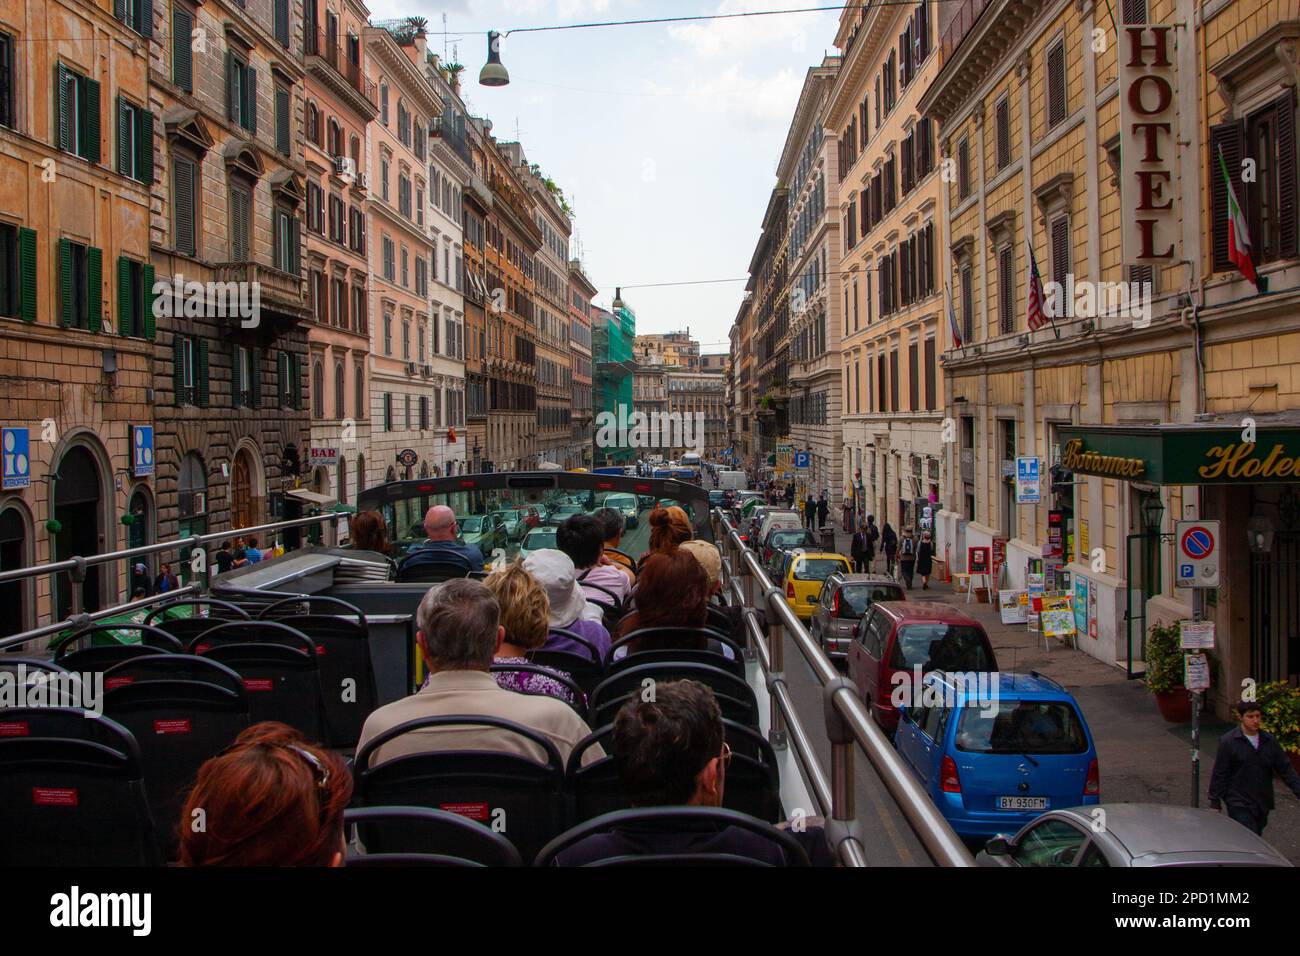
1026 240 1048 332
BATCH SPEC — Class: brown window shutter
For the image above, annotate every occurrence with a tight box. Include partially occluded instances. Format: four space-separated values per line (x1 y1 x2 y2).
1048 41 1066 127
996 99 1010 169
999 246 1014 334
1275 89 1297 259
1208 119 1245 273
1051 215 1070 283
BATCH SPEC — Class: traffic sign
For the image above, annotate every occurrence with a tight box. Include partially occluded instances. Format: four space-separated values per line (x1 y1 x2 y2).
2 428 30 490
1015 457 1041 503
794 451 810 469
1175 520 1220 589
131 426 154 477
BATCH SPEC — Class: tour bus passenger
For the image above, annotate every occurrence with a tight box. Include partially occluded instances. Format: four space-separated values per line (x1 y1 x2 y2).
526 549 612 662
356 579 602 768
399 505 485 571
558 514 631 606
551 681 809 866
179 722 352 867
348 511 390 554
596 507 636 580
616 550 735 661
483 561 577 706
644 505 692 559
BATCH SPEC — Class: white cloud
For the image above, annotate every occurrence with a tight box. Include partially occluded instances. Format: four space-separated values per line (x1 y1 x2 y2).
557 0 612 18
668 0 820 59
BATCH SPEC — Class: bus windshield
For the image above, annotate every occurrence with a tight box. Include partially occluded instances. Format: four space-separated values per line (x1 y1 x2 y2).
357 472 713 563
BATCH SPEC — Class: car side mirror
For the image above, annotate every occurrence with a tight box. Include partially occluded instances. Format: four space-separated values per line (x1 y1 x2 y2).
897 704 909 723
984 836 1013 857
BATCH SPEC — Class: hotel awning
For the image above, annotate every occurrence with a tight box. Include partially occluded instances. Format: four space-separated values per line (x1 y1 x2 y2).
1056 421 1300 485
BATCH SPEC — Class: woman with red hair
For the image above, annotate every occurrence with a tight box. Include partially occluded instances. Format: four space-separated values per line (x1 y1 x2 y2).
615 549 735 661
644 505 693 558
179 722 353 867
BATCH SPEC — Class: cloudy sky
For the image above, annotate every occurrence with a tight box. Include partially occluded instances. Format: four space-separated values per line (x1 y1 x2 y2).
365 0 843 352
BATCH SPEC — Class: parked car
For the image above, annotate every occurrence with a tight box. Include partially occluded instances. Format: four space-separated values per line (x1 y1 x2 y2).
896 671 1099 842
810 573 905 661
757 510 804 545
602 493 641 529
976 803 1292 867
848 602 998 737
708 489 728 510
457 514 508 554
780 552 852 620
519 527 559 559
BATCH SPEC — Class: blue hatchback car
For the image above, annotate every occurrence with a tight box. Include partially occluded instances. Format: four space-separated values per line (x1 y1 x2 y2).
895 671 1099 842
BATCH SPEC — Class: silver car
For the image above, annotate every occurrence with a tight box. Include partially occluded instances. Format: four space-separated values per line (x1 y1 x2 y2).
809 573 905 661
976 803 1293 867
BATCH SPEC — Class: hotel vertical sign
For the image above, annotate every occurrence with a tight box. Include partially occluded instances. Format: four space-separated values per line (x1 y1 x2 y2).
1119 23 1179 266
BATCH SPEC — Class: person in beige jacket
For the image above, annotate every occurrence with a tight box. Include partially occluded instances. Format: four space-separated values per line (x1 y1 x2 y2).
356 578 603 769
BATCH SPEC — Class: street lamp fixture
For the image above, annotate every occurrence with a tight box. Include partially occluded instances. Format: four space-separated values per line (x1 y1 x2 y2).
479 31 510 87
1247 512 1275 554
1140 494 1165 534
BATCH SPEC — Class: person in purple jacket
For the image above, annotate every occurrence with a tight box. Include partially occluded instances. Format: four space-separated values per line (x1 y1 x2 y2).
526 550 611 664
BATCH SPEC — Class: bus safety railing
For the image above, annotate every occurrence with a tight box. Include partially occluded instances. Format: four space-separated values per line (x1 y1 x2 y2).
0 512 343 653
712 508 975 868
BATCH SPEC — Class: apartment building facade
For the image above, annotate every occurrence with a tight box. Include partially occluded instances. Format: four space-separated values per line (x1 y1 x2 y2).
364 24 437 492
830 0 944 533
668 369 728 459
751 190 791 475
919 0 1300 708
462 116 492 471
302 0 375 505
568 259 597 468
781 56 844 508
148 0 312 543
421 49 469 478
0 0 157 629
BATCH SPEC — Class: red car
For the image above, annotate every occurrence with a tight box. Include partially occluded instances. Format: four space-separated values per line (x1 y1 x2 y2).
847 602 998 737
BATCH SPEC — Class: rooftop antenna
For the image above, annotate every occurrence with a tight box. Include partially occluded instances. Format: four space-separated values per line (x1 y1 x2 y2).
443 13 448 58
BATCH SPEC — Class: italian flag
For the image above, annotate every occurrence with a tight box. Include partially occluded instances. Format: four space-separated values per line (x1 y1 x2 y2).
1217 145 1258 287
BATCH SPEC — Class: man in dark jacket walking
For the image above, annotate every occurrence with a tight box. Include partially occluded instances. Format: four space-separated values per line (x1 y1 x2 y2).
850 525 871 573
1208 699 1300 835
804 494 816 530
816 492 829 530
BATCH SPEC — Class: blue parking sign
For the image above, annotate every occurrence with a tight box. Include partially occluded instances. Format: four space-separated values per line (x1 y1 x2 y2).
132 426 155 477
2 428 30 489
794 451 810 469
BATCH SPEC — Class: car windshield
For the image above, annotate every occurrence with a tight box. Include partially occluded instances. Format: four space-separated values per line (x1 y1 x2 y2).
772 531 816 548
956 700 1088 755
840 584 904 616
793 558 847 581
359 474 711 562
890 624 994 671
522 529 557 550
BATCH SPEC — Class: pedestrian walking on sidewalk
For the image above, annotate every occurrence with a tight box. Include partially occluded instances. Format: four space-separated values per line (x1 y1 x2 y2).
1208 698 1300 836
899 529 916 589
915 533 934 589
804 494 816 530
882 522 898 577
816 492 829 530
785 485 795 509
842 497 854 533
850 524 871 574
864 515 879 571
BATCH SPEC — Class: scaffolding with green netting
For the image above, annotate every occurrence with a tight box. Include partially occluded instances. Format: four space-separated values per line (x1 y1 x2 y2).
594 302 637 465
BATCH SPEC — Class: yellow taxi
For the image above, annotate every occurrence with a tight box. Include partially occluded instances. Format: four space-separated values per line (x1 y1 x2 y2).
781 551 853 620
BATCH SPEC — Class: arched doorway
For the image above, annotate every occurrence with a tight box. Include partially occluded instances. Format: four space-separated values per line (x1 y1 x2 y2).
53 444 106 618
231 450 254 530
313 466 329 494
0 503 33 637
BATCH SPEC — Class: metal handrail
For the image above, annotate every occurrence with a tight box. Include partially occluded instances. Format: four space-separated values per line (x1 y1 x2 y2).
713 508 975 868
0 584 201 652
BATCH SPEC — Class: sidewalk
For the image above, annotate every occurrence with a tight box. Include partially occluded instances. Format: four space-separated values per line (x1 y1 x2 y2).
826 526 1300 864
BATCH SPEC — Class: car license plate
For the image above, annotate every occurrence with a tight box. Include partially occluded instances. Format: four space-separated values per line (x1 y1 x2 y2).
998 796 1048 810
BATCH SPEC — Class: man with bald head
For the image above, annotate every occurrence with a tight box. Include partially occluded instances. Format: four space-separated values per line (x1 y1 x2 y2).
399 504 485 572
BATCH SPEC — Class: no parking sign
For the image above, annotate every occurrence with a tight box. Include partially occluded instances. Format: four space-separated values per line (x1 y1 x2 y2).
1175 520 1219 589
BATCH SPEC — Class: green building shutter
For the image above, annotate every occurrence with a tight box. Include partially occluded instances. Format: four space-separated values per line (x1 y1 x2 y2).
117 255 133 337
173 7 193 92
86 246 102 332
139 107 153 183
55 64 69 152
142 263 156 340
250 347 262 408
83 77 101 163
116 96 130 175
58 237 73 326
18 228 36 323
172 334 186 404
196 338 209 407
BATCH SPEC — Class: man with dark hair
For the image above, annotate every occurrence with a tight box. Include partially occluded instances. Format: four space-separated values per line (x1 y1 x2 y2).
558 514 631 605
1208 698 1300 835
553 681 818 866
357 578 601 768
595 507 636 580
